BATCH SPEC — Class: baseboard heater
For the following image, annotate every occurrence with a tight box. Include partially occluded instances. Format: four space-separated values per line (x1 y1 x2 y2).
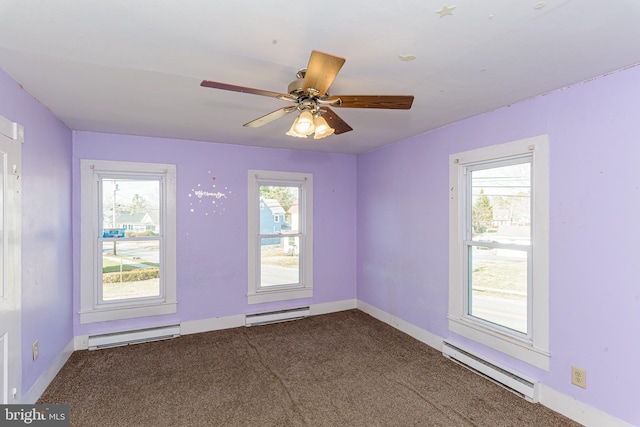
245 306 310 326
442 341 539 402
88 324 181 350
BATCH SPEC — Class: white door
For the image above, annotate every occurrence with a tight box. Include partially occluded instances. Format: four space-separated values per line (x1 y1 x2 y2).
0 114 22 403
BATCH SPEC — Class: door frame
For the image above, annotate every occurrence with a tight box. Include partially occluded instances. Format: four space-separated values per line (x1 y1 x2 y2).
0 113 23 403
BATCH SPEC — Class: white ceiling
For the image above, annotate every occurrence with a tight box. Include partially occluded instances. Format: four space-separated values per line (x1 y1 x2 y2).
1 0 639 154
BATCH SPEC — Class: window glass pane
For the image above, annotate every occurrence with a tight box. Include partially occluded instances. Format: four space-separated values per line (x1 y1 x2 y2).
468 246 527 334
102 240 160 301
260 237 300 287
471 162 531 245
102 179 160 237
259 185 300 234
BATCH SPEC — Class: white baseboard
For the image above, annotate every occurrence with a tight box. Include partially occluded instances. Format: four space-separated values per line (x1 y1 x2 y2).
540 384 634 427
74 334 89 350
75 299 359 347
181 314 245 335
357 300 634 427
310 299 357 316
182 299 357 334
357 300 443 350
22 338 74 404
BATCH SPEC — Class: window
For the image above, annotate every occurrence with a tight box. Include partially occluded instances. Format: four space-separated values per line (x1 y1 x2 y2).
80 160 176 323
448 135 549 369
248 170 313 304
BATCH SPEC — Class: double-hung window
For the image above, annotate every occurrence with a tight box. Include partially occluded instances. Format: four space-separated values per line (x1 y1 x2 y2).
448 135 549 369
248 170 313 304
80 160 176 323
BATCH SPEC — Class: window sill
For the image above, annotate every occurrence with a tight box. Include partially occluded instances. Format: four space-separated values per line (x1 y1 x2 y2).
248 287 313 304
448 316 550 370
79 301 177 324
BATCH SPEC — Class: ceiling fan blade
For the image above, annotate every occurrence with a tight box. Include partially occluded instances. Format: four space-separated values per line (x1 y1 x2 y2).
320 107 353 135
302 50 346 97
243 106 297 128
325 95 414 109
200 80 296 102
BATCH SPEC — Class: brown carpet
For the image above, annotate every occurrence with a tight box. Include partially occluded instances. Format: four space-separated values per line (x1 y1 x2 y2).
38 310 580 426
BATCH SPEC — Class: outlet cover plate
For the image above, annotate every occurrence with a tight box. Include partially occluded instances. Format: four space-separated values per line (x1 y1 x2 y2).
571 366 586 388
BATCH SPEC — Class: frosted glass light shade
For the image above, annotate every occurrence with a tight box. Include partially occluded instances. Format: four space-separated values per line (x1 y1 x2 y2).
313 115 335 139
286 117 308 138
294 110 315 135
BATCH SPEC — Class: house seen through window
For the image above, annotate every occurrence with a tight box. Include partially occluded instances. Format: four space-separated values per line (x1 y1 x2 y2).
101 178 161 301
259 185 300 287
248 170 313 304
80 160 176 323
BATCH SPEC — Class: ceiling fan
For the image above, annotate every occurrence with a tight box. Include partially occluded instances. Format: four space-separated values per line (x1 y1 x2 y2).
200 50 414 139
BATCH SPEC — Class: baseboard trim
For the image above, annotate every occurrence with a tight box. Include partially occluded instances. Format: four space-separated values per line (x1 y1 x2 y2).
74 334 89 351
75 300 359 346
539 384 634 427
182 299 357 335
357 300 443 350
181 314 245 335
357 301 633 427
22 338 74 404
310 299 357 316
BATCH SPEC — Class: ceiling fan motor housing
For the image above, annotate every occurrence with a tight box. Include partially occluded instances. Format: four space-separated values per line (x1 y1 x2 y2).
288 78 306 96
289 69 326 98
289 72 325 114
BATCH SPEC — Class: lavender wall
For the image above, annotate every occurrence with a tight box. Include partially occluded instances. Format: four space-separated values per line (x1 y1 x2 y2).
0 69 74 396
72 133 357 336
3 54 637 423
357 65 640 425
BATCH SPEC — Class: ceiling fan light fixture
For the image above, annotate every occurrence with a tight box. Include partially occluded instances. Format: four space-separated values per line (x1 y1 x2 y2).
294 110 315 135
286 117 308 138
313 115 335 139
201 51 414 140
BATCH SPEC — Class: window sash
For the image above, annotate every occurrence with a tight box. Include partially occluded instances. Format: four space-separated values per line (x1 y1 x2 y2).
258 181 304 230
95 174 165 307
96 236 164 305
80 159 177 324
257 233 304 290
97 173 164 233
464 156 532 241
256 181 305 291
462 156 533 339
463 242 532 338
448 135 549 370
248 170 313 304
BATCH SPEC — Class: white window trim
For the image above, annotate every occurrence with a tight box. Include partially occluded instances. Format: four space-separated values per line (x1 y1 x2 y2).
248 170 313 304
79 160 177 324
448 135 550 370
